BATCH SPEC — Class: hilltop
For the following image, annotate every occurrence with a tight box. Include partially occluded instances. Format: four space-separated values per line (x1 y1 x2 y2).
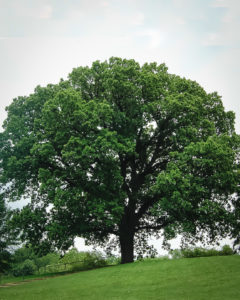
0 255 239 300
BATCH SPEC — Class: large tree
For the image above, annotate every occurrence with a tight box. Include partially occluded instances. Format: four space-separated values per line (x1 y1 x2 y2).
0 58 239 263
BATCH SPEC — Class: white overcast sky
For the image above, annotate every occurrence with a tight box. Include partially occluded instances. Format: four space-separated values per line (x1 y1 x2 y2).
0 0 240 133
0 0 239 253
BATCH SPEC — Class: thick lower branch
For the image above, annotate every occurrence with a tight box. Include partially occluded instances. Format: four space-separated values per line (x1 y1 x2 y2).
136 215 171 231
137 226 163 230
136 193 163 221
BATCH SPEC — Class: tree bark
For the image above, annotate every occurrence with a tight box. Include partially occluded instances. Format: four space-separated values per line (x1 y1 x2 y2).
119 227 135 264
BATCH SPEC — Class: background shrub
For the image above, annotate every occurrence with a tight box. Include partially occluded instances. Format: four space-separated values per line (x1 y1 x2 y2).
0 250 12 273
69 251 107 272
170 249 183 259
12 259 36 277
219 245 234 256
82 252 107 270
105 255 121 265
169 245 234 259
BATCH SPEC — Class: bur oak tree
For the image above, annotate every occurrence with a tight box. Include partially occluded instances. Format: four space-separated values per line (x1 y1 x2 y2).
0 58 239 263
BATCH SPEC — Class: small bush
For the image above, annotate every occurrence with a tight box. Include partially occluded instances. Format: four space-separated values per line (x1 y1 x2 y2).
157 255 170 261
205 249 218 256
61 248 81 265
181 248 195 258
220 245 234 256
106 255 121 265
82 252 107 270
181 247 220 258
0 250 12 273
69 251 107 272
70 262 84 272
192 248 204 258
170 245 234 259
12 259 36 277
170 249 183 259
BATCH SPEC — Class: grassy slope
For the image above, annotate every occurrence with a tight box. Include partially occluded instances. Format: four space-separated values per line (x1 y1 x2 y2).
0 256 239 300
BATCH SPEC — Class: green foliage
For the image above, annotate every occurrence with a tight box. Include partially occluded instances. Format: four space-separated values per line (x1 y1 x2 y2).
13 246 36 264
34 252 60 272
9 246 108 277
60 248 82 264
105 254 121 265
12 259 36 277
0 250 12 273
9 245 61 276
169 249 183 259
81 252 107 270
1 57 239 263
231 194 240 252
170 245 234 259
59 249 107 272
181 247 217 258
0 196 16 272
220 244 234 256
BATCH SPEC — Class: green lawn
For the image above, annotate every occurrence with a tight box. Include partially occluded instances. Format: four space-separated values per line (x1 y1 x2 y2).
0 256 239 300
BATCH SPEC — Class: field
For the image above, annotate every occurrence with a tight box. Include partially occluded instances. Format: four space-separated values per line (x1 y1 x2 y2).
0 256 239 300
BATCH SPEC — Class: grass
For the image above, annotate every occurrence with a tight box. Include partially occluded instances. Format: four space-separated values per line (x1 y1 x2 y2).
0 255 239 300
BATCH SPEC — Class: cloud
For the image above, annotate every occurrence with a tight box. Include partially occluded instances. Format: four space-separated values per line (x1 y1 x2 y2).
211 0 229 7
10 1 53 19
100 1 110 7
131 12 145 26
176 17 186 25
0 0 239 135
0 0 54 37
137 29 165 49
221 2 240 24
202 0 240 47
193 47 240 132
38 5 53 19
203 32 222 46
173 0 193 7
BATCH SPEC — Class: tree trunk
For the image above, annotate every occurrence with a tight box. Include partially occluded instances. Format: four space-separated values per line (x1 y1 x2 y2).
119 229 134 264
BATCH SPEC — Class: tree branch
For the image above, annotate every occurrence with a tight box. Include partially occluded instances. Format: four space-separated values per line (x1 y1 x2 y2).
136 216 171 231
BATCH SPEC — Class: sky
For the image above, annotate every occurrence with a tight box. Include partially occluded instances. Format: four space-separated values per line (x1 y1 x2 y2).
1 0 240 132
0 0 239 253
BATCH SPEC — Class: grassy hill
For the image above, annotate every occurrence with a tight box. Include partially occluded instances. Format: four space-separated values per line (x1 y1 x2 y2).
0 255 239 300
